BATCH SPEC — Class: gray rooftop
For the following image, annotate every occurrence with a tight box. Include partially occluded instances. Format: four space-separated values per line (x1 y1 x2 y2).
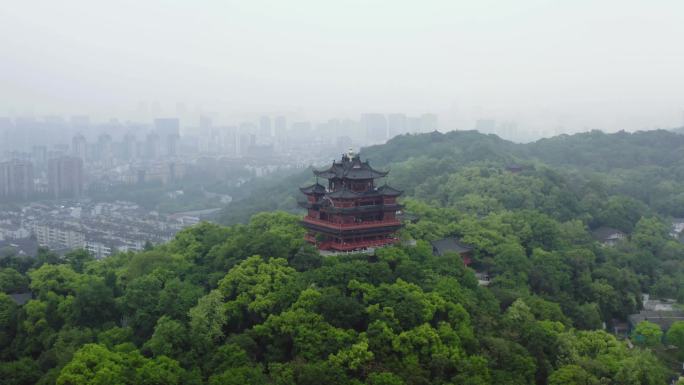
591 226 626 241
628 309 684 330
314 153 388 180
431 237 473 256
9 292 32 306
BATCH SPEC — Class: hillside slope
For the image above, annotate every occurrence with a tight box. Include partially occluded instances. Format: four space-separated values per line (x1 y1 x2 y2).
3 129 684 384
219 129 684 224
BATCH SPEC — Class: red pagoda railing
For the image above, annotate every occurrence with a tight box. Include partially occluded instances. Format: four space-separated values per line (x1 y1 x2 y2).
302 217 401 230
318 237 399 251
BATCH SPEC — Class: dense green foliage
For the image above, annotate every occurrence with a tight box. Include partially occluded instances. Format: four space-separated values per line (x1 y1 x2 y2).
220 129 684 301
4 129 684 384
0 212 676 384
219 129 684 222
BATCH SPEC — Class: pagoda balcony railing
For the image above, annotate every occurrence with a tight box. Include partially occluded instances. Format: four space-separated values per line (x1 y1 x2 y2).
318 237 399 251
321 203 402 212
297 200 401 212
302 217 402 230
319 205 403 214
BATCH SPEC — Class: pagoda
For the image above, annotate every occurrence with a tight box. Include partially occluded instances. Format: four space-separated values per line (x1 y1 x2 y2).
299 149 403 252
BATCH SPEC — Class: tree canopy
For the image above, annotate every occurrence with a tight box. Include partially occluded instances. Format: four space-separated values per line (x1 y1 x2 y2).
4 129 684 384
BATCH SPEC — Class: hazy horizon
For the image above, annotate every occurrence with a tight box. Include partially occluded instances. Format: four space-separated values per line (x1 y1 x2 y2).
2 0 684 136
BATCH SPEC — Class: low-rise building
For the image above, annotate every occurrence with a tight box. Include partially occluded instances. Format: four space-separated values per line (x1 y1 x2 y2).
9 292 33 306
591 227 626 246
0 223 30 239
671 218 684 238
31 222 85 249
1 201 193 258
430 237 474 266
628 295 684 332
628 310 684 332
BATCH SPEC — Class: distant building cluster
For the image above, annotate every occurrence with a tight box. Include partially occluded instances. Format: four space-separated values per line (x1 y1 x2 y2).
0 157 84 200
0 112 439 258
47 156 84 199
0 159 34 199
0 201 204 258
626 294 684 334
361 113 437 144
0 113 438 203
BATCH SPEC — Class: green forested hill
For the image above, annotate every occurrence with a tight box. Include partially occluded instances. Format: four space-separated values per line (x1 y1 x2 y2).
525 129 684 170
219 128 684 223
216 130 524 224
359 130 520 168
1 211 680 385
3 129 684 384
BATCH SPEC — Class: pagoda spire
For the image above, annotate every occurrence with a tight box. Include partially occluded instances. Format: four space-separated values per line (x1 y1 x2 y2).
299 153 403 253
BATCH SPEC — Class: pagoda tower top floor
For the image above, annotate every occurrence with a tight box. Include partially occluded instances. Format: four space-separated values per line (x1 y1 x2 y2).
310 151 396 194
314 152 388 181
300 151 404 252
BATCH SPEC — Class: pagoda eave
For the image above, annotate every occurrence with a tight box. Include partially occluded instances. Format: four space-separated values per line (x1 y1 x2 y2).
301 151 402 253
300 218 403 236
298 201 404 213
316 237 400 251
319 204 404 214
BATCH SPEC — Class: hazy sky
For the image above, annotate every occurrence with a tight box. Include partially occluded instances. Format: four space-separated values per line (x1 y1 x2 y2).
1 0 684 133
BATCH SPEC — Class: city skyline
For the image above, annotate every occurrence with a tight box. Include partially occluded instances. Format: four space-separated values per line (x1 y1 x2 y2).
2 1 684 136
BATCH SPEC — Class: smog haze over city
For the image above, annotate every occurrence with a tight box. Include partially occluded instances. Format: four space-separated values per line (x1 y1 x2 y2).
2 0 684 138
7 2 684 384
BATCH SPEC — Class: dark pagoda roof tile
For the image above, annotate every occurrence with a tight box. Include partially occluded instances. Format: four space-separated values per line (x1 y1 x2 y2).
314 154 388 180
326 188 362 199
299 183 327 194
313 170 338 179
9 292 32 306
591 227 626 241
377 184 403 196
430 237 473 256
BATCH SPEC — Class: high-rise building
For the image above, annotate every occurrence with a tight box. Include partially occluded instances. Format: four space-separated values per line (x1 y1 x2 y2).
274 116 287 137
420 113 438 132
475 119 496 134
0 117 12 155
215 126 237 155
237 133 256 157
72 133 88 162
31 146 48 168
48 156 84 199
300 151 403 252
154 118 180 157
167 135 178 157
407 117 421 133
154 118 180 134
145 132 161 159
96 133 113 163
341 119 364 141
259 116 272 138
199 116 212 136
123 133 137 160
336 135 353 150
362 113 388 143
0 160 34 199
388 113 408 138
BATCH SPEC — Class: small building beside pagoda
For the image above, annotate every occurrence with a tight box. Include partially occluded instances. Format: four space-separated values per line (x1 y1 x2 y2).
299 150 403 252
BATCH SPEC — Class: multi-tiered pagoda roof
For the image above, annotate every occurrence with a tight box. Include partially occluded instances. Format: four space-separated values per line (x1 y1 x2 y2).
299 150 403 252
313 156 389 180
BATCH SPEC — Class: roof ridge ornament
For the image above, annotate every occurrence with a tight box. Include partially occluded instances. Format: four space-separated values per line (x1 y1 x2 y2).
347 147 355 159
